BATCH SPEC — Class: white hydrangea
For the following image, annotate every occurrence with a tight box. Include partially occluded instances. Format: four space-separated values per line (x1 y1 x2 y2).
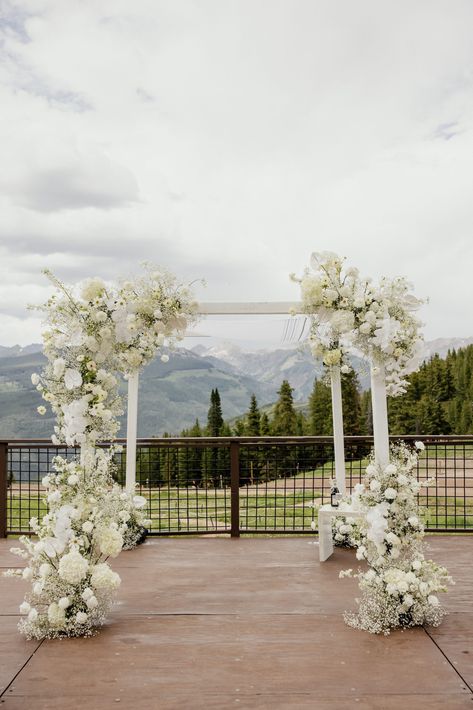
90 563 121 590
96 527 123 558
58 550 89 584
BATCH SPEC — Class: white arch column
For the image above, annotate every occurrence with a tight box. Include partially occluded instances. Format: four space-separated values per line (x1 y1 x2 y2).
330 365 346 495
370 363 390 468
125 371 139 493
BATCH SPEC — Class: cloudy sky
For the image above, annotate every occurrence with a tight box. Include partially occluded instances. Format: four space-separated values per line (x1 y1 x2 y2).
1 0 473 347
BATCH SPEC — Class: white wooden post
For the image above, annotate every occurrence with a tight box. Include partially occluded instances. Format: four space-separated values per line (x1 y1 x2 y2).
125 370 139 493
370 363 390 468
330 365 346 495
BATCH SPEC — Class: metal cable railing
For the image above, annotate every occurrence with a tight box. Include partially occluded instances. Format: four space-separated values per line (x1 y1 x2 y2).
1 435 472 537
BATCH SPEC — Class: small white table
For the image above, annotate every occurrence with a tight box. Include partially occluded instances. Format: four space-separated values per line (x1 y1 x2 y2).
317 503 365 562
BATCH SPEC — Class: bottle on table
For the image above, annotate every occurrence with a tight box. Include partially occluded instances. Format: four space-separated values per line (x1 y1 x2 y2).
330 482 341 508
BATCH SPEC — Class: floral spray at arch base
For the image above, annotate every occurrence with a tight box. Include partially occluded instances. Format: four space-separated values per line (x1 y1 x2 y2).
339 441 453 635
7 448 148 639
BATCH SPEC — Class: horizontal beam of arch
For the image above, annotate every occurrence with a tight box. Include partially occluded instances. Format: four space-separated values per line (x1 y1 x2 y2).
198 302 302 315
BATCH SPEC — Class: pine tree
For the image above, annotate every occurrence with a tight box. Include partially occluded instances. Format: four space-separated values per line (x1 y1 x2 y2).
233 419 246 436
203 389 226 486
308 378 332 435
272 380 298 435
178 419 203 487
341 370 362 435
206 388 224 436
260 412 271 435
246 394 261 436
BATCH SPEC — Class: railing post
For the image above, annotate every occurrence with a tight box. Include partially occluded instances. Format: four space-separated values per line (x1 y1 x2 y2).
0 443 8 538
230 441 240 538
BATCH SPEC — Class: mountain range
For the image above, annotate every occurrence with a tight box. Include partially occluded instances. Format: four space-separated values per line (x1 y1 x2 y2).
0 336 471 439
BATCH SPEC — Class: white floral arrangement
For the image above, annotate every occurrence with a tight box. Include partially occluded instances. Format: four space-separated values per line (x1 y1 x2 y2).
332 515 360 548
291 251 365 372
293 252 425 395
6 449 149 639
341 441 453 634
351 276 425 396
31 266 198 447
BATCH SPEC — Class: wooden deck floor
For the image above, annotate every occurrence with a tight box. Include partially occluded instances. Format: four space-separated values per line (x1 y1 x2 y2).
1 536 472 709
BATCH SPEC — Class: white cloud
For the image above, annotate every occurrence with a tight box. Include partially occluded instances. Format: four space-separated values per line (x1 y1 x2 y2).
1 0 473 345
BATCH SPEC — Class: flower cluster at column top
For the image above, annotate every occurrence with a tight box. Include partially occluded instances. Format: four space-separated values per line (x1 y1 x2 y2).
31 265 198 446
292 251 425 395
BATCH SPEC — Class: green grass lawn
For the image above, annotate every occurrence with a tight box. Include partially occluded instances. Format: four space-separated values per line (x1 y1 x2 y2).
7 485 473 534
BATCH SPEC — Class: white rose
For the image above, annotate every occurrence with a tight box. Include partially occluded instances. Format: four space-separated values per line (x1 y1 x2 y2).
37 406 47 416
33 582 43 595
428 595 439 606
366 464 377 476
412 560 422 571
81 587 94 601
76 611 88 624
28 608 38 622
86 596 98 610
403 594 414 608
58 597 71 609
397 581 409 594
31 373 40 385
397 474 408 485
19 601 31 614
384 488 397 501
359 322 372 335
133 496 147 509
39 563 52 578
384 464 397 475
323 349 341 366
48 602 66 627
370 480 381 492
408 516 419 527
415 441 425 451
82 521 94 534
22 567 33 580
67 474 79 485
42 475 51 488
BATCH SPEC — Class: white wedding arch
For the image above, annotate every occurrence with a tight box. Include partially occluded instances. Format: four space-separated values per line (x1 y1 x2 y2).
8 254 451 640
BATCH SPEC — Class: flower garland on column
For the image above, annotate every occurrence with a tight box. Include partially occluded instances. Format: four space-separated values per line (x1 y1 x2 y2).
7 265 198 639
294 252 452 632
